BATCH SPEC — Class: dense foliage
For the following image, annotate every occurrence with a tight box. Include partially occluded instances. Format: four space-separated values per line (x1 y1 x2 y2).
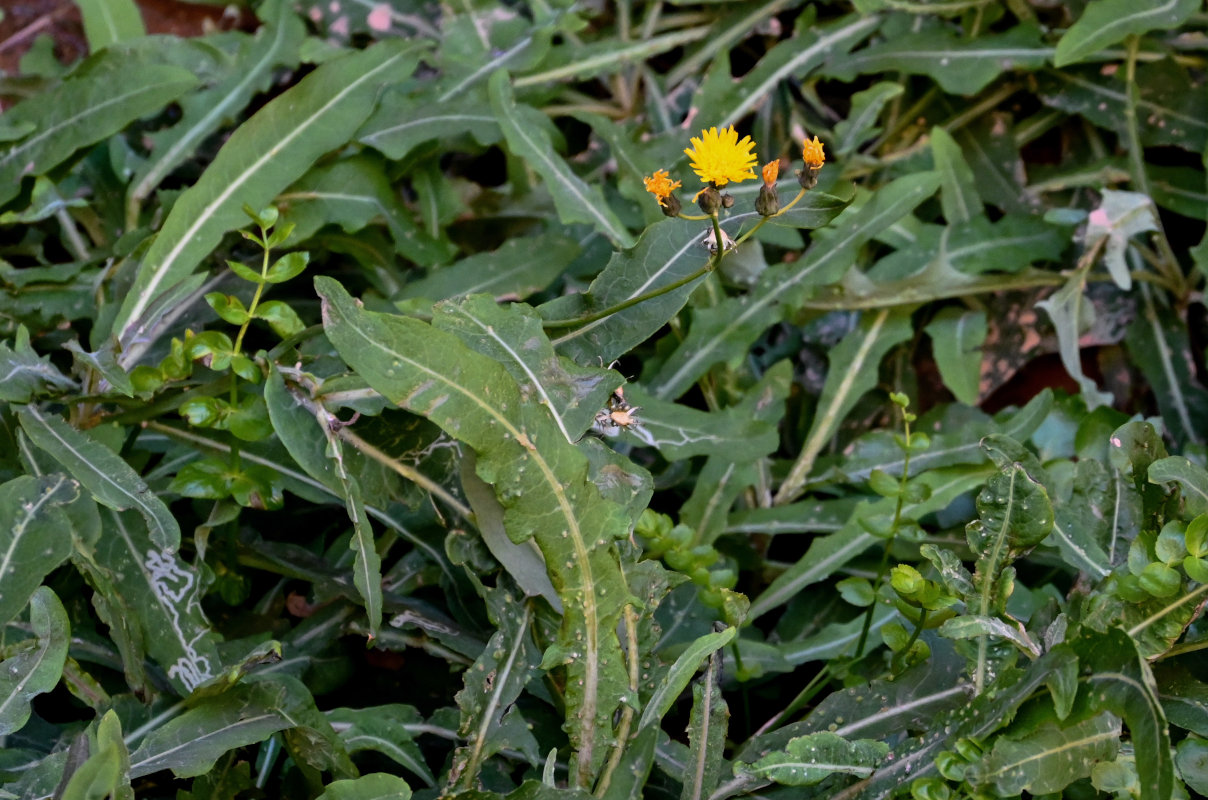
2 1 1208 799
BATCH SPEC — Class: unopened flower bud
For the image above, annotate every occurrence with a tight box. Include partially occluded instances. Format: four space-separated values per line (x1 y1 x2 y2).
721 193 735 209
659 192 682 217
756 184 779 216
696 185 722 215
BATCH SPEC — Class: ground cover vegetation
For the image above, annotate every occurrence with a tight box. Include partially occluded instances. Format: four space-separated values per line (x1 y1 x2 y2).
1 0 1207 798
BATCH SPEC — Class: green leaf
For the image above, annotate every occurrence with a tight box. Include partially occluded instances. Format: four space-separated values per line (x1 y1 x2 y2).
126 0 304 217
710 14 882 129
822 24 1049 96
779 307 914 499
18 405 181 551
1126 286 1208 448
265 251 309 284
327 706 434 787
357 91 500 161
488 71 633 249
621 384 779 462
278 155 453 267
0 586 70 736
77 508 220 694
0 325 79 402
968 712 1120 796
749 467 989 620
833 82 903 157
925 308 986 406
0 474 78 627
400 233 578 304
75 0 145 50
1077 628 1173 800
433 294 619 442
316 773 411 800
1036 272 1114 409
252 300 305 339
1050 459 1115 579
1149 457 1208 517
60 710 133 800
937 615 1040 658
449 591 542 790
1177 736 1208 796
680 651 728 800
741 732 888 786
129 682 295 778
1054 0 1200 67
651 172 941 400
930 127 980 225
965 461 1053 689
0 53 198 207
64 340 135 398
115 39 427 361
318 276 630 788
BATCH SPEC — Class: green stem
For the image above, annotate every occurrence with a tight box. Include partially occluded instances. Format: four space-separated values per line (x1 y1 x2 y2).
1123 35 1186 295
854 404 913 659
543 193 805 331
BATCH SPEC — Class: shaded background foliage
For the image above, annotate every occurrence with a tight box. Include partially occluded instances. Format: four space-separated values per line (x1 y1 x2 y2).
1 1 1208 799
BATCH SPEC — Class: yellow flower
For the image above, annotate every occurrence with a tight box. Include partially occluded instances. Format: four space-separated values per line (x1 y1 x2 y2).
684 126 758 187
761 160 780 187
643 169 682 207
802 136 826 169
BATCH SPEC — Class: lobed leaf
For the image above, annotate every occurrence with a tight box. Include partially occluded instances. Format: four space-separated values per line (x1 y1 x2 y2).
318 276 630 787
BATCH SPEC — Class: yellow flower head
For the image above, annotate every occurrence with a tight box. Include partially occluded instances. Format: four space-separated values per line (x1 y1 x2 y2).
761 160 780 187
643 169 682 207
802 136 826 169
684 126 758 187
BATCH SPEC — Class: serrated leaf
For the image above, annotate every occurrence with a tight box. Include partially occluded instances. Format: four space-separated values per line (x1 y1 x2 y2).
0 325 78 402
0 587 69 736
651 172 941 400
75 0 144 50
968 712 1120 796
488 71 633 249
0 53 198 207
0 474 78 627
18 405 180 551
741 732 888 787
116 40 427 362
129 682 295 778
1054 0 1199 67
925 308 986 406
823 24 1048 96
318 276 629 787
